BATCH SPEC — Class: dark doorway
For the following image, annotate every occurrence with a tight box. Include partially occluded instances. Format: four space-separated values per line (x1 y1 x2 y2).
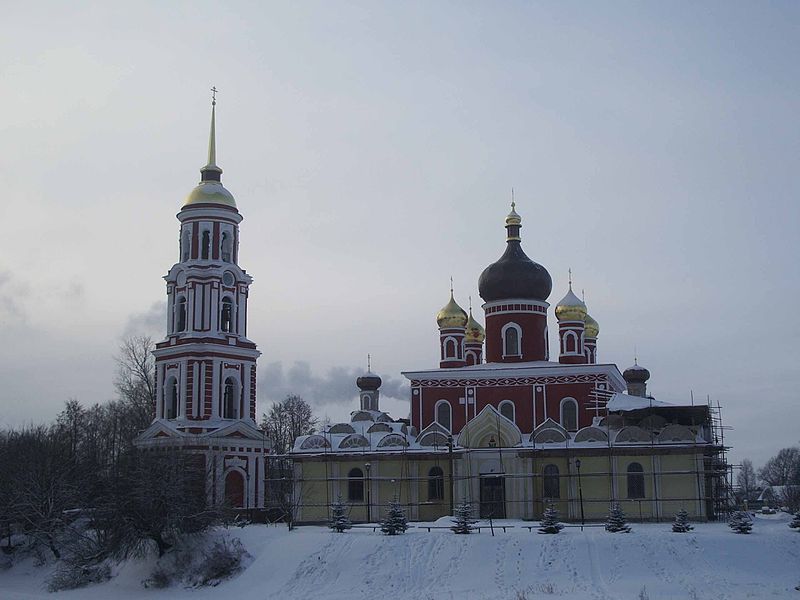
480 476 506 518
225 470 245 508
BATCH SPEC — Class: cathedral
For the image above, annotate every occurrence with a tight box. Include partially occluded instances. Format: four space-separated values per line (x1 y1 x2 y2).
136 98 727 523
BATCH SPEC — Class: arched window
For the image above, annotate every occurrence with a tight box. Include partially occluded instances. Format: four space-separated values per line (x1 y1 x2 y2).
428 466 444 500
560 398 578 432
165 378 178 419
181 229 191 262
176 297 187 332
444 337 457 359
223 377 237 419
564 331 578 353
221 231 232 263
499 400 515 423
465 351 477 366
543 464 560 499
627 462 645 499
220 297 234 333
348 468 364 502
502 323 521 356
201 230 211 260
435 400 452 432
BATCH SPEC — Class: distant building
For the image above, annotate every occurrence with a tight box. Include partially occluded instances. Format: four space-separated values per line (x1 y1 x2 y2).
135 99 268 510
290 205 728 523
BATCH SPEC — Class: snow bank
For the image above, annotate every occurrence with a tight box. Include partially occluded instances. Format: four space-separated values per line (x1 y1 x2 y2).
1 515 798 599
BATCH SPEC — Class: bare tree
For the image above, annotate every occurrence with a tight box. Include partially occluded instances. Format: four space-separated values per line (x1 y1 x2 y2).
114 335 156 434
759 447 800 487
260 395 318 454
736 459 758 503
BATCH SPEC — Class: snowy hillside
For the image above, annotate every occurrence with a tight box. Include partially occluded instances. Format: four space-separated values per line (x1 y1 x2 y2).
2 513 798 600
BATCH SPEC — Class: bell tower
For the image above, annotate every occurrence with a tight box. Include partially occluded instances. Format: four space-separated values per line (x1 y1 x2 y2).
137 92 268 511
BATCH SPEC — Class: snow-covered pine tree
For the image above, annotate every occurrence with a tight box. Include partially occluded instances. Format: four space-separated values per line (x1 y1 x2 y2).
329 496 352 533
728 510 753 534
380 500 408 535
789 512 800 530
450 501 478 534
538 503 564 534
672 508 694 533
605 503 631 533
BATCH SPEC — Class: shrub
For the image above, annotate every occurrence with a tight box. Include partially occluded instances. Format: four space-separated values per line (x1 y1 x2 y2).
47 561 112 592
605 504 631 533
188 536 249 587
672 509 694 533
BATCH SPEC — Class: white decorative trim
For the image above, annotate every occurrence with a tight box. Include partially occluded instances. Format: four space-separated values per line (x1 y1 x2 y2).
435 399 452 432
225 457 247 470
501 322 522 358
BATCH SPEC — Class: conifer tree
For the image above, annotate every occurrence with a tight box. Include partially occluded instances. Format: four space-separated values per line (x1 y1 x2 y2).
328 496 352 533
728 510 752 534
451 501 477 534
672 508 694 533
789 512 800 530
538 503 564 534
605 503 631 533
380 499 408 535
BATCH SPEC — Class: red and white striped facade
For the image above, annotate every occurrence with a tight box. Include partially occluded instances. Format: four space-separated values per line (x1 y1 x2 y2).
136 101 268 510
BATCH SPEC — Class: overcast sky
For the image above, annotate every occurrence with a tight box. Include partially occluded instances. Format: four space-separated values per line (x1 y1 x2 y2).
1 1 798 468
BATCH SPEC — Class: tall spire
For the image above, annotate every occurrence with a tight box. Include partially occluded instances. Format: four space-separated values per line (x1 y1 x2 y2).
200 86 223 183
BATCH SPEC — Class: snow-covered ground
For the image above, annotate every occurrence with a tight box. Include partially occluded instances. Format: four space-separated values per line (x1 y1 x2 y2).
1 513 798 599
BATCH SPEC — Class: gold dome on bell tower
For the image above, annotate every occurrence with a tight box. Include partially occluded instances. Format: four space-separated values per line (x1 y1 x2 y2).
555 270 587 322
465 303 486 343
436 282 468 329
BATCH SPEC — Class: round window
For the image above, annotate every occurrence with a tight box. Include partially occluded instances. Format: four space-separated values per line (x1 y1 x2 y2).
222 272 235 286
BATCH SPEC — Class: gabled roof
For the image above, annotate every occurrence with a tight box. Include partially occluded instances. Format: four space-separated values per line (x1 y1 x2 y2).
458 405 522 448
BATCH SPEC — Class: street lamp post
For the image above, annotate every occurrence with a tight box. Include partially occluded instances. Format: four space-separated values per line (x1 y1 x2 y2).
575 459 586 531
365 462 372 523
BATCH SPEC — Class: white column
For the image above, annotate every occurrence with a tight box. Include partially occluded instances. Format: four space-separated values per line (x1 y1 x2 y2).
243 363 251 421
247 454 256 508
192 362 200 419
187 284 196 332
166 287 174 333
156 363 165 418
211 359 220 419
256 454 265 509
179 360 188 418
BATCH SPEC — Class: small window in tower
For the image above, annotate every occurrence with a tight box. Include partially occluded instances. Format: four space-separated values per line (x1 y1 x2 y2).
503 325 521 356
221 297 234 333
221 232 232 263
165 378 178 419
565 331 577 353
444 338 457 359
176 297 187 332
181 230 191 262
223 377 237 419
201 230 211 260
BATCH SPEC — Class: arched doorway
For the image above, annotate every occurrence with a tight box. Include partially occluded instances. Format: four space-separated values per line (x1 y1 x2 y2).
224 470 245 508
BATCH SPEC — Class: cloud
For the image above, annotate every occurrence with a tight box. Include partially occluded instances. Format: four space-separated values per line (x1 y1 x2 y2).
258 361 410 410
0 270 29 326
123 301 165 338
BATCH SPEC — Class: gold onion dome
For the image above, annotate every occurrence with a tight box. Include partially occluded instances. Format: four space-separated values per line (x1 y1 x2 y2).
183 97 237 209
555 285 587 321
584 312 600 338
465 309 486 343
436 291 468 329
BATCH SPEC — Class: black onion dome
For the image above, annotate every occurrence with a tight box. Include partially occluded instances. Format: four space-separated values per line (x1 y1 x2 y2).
623 364 651 383
478 241 552 302
357 372 382 391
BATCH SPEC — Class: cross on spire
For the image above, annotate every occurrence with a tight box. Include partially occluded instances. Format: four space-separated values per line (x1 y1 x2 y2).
568 268 573 288
211 86 218 106
511 187 515 211
367 354 371 372
450 276 454 295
